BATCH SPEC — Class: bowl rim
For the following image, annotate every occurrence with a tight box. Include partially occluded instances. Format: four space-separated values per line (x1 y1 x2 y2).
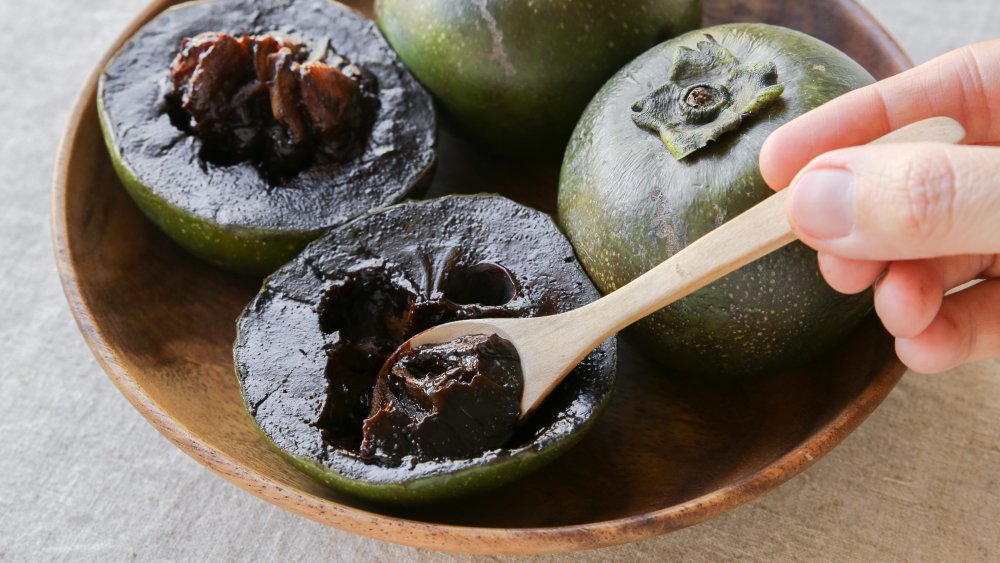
51 0 910 554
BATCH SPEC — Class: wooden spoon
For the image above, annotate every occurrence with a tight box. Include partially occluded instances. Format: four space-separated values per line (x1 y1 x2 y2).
399 116 966 418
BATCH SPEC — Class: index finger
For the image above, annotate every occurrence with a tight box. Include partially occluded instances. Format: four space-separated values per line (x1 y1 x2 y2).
759 39 1000 190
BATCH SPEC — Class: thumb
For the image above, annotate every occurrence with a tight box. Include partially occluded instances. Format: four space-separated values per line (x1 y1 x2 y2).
785 143 1000 260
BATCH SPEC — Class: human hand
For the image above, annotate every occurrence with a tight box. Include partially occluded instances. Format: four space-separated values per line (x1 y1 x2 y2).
759 40 1000 373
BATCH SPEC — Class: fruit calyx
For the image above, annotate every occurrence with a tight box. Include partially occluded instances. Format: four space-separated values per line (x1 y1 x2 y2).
167 32 376 183
631 34 784 160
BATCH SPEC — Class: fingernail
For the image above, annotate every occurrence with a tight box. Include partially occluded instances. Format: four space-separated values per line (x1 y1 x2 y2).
791 168 856 239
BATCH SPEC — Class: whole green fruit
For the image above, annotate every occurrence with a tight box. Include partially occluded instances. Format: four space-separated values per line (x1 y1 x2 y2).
559 23 874 377
375 0 701 156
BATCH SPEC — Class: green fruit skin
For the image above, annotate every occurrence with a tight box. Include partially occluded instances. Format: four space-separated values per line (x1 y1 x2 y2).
98 86 315 276
255 396 611 504
559 24 875 377
375 0 700 156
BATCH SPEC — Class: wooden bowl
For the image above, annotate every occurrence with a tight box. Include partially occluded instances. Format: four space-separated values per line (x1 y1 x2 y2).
52 0 910 554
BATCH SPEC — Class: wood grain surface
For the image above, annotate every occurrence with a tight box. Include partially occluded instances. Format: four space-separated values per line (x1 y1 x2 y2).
52 0 912 554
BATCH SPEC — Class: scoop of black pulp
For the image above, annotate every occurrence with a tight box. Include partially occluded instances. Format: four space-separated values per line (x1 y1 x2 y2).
360 334 524 466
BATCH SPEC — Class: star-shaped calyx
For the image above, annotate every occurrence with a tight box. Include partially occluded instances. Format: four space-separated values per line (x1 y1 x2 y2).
631 34 785 160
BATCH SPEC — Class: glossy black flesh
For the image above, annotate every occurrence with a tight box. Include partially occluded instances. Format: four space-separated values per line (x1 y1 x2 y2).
361 334 524 466
100 0 435 234
313 261 529 454
234 196 615 485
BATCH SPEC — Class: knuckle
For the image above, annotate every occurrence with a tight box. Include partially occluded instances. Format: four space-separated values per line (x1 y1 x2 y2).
878 149 958 243
956 45 993 128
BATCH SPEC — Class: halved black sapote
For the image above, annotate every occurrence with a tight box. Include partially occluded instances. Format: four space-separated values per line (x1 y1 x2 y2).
98 0 436 275
559 24 874 377
234 195 616 503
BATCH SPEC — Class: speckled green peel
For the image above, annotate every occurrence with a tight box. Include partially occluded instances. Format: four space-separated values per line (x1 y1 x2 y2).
631 35 785 160
252 398 609 504
375 0 702 156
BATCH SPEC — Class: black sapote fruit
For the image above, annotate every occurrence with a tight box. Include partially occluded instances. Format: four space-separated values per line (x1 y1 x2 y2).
374 0 701 156
99 0 436 274
559 24 875 377
234 195 616 503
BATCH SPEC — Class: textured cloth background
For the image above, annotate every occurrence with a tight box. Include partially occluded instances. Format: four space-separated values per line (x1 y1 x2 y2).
1 1 998 560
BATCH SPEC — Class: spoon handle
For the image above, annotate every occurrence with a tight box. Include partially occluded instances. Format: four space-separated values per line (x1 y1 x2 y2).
515 117 965 416
575 116 966 341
